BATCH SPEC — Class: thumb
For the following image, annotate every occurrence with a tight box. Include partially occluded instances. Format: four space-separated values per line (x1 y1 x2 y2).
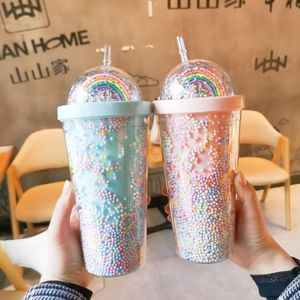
48 181 75 233
234 172 265 223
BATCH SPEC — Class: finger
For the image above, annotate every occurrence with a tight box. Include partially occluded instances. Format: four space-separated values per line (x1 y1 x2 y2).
164 203 170 215
229 170 237 212
48 181 75 232
234 172 264 222
69 205 80 231
162 187 168 196
146 195 151 206
164 203 172 222
70 205 78 223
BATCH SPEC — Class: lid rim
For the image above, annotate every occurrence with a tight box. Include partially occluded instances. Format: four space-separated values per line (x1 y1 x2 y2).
154 95 245 114
57 101 152 121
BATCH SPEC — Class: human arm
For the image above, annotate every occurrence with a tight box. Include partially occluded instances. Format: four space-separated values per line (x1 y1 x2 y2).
24 181 93 300
230 172 300 299
161 172 299 299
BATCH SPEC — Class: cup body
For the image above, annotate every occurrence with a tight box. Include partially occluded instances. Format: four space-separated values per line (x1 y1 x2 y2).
61 115 148 276
155 97 243 263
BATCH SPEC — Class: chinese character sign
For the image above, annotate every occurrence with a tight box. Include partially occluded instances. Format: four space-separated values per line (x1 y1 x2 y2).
0 0 49 33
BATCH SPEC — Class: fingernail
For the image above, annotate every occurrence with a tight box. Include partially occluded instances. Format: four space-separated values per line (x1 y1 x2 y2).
237 172 248 187
62 180 71 196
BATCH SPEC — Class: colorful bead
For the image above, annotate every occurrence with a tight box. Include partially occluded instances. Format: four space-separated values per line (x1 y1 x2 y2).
159 112 238 263
64 117 147 276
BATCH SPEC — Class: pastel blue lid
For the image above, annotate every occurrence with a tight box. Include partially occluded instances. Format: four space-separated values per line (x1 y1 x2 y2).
57 101 152 121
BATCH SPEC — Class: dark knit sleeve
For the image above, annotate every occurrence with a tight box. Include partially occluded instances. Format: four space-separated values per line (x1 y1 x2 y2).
251 258 300 300
278 274 300 300
24 280 93 300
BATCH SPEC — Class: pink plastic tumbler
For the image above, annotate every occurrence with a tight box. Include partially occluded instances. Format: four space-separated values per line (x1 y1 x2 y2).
154 37 244 263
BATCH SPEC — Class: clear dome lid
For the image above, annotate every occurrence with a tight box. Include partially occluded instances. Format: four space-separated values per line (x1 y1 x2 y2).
160 59 234 100
160 36 234 100
67 65 142 104
67 46 141 104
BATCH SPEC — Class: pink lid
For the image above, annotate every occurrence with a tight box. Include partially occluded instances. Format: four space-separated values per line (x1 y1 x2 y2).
153 95 244 114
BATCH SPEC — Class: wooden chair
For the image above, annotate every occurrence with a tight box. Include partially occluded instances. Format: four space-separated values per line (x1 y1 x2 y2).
7 129 69 239
0 233 105 299
0 233 46 300
239 110 291 230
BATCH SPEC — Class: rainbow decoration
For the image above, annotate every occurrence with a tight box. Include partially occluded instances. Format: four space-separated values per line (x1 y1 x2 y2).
181 66 226 97
83 72 132 102
160 59 233 100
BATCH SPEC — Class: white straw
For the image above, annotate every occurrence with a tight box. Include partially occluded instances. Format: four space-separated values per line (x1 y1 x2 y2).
176 36 188 62
103 45 111 66
148 0 153 18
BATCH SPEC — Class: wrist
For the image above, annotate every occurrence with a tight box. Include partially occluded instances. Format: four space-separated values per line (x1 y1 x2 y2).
41 270 89 288
247 240 297 275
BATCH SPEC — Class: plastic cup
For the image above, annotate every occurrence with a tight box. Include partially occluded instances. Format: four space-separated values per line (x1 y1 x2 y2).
154 95 244 263
58 101 151 276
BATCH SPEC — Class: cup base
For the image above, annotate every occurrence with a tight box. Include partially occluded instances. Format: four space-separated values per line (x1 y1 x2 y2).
86 261 145 278
177 251 229 264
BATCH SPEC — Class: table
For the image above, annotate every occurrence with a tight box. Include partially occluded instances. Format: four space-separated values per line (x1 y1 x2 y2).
148 142 163 169
0 146 14 183
0 146 14 231
148 142 165 196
